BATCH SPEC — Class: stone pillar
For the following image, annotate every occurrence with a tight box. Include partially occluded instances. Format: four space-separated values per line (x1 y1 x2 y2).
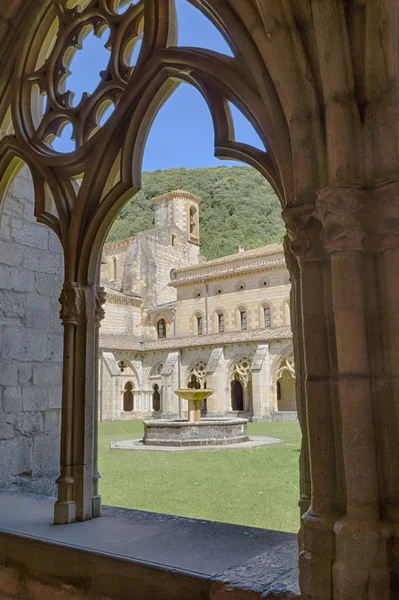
317 184 390 600
284 206 337 600
160 352 179 419
206 349 227 417
54 282 104 524
374 181 399 591
251 344 270 422
283 240 310 516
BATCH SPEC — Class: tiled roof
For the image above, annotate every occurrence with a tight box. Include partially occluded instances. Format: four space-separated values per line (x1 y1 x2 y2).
99 327 292 352
147 301 176 313
171 257 286 286
173 242 283 275
104 287 143 307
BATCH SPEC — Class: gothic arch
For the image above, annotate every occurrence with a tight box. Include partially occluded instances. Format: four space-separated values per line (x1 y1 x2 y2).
185 358 207 389
116 355 140 389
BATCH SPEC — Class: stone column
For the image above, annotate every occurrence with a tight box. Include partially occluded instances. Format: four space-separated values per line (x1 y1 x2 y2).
54 282 103 524
284 241 310 516
374 181 399 590
92 286 106 517
317 184 390 600
284 206 337 600
251 344 270 422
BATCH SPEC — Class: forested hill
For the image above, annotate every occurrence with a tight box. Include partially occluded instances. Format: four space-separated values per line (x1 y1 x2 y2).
107 166 284 261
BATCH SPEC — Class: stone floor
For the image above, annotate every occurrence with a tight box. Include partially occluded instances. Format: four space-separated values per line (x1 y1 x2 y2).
0 490 299 599
111 435 282 452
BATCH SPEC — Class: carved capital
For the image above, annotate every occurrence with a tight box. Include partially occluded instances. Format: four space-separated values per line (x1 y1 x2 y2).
316 184 365 253
283 204 324 263
59 281 81 325
373 180 399 252
94 285 107 326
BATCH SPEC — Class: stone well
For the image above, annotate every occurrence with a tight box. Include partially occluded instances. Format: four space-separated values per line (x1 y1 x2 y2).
143 418 249 447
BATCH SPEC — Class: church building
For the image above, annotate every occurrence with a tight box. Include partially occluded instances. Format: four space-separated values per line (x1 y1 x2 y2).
99 190 296 422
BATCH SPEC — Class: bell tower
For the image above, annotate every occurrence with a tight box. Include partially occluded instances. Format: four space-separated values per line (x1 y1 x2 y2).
152 190 201 245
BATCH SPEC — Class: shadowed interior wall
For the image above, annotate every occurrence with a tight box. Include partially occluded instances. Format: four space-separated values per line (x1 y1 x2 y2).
0 168 63 495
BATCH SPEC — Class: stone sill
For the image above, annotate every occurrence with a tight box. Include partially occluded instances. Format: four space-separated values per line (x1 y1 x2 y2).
0 491 299 600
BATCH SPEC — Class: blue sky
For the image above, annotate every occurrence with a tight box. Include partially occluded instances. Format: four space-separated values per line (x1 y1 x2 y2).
53 0 264 170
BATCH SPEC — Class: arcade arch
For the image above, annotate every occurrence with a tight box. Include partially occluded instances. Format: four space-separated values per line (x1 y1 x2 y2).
1 1 397 598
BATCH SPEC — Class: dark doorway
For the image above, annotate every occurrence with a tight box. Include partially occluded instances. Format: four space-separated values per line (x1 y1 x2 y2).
231 379 244 411
123 381 134 412
152 384 161 411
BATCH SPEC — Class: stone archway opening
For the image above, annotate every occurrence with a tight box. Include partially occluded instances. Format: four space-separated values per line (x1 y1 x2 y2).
231 378 244 411
123 381 134 412
277 370 296 412
152 384 161 412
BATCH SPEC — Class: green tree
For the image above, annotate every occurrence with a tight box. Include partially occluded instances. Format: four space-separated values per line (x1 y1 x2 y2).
107 166 284 260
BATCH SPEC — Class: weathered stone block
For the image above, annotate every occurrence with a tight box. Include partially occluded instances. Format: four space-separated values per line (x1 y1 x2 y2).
48 385 62 409
0 241 23 267
0 437 32 485
44 411 59 433
48 333 63 362
23 386 48 411
2 328 47 361
0 290 25 318
0 266 34 292
33 364 61 386
14 412 43 436
22 248 61 275
0 361 18 386
32 433 60 478
3 387 22 412
0 423 14 440
18 364 32 384
10 174 34 200
50 298 63 331
26 294 50 329
12 222 48 249
35 273 62 297
48 233 64 254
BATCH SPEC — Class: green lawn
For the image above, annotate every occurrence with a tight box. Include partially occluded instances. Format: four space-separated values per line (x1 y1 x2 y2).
98 421 301 533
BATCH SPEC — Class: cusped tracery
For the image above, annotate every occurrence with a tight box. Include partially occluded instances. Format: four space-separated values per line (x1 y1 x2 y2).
20 0 145 154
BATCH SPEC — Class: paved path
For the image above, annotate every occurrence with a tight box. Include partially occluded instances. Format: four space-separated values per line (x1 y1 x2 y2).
110 435 282 452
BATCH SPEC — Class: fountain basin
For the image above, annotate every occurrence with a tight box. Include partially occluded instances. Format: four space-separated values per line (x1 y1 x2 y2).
143 418 249 447
174 388 214 422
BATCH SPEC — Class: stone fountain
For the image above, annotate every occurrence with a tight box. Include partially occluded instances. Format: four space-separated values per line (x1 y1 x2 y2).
143 388 249 447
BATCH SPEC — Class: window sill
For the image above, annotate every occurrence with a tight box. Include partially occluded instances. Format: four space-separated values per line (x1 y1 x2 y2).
0 491 299 600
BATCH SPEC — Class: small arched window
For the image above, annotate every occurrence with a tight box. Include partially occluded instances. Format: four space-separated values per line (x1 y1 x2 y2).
152 384 161 411
197 315 203 335
189 206 198 238
157 319 166 338
218 312 224 333
123 381 134 412
276 380 282 400
264 306 271 328
240 310 247 331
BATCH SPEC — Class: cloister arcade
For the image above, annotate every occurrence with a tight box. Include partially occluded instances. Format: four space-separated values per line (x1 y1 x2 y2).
0 1 398 599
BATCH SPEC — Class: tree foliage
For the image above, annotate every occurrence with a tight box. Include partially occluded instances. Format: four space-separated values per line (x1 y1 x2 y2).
107 166 284 260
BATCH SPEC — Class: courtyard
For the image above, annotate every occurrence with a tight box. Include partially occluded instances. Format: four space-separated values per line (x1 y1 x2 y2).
99 421 301 533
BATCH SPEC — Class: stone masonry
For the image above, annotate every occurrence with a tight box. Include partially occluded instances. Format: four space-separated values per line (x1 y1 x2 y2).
0 168 63 495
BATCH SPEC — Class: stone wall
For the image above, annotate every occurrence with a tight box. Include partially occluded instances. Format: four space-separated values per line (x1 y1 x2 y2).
101 303 138 337
175 268 290 337
0 168 63 495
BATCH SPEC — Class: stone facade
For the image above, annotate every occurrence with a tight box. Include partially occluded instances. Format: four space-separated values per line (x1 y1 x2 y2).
99 191 295 422
0 168 63 495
